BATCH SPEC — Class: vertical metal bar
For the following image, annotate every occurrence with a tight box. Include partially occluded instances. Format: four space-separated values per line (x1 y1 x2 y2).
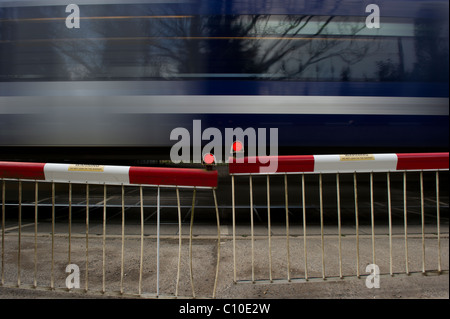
285 174 291 282
139 186 144 295
68 183 72 265
156 186 161 297
189 188 196 298
212 188 221 299
336 173 343 279
370 172 376 266
175 187 182 297
249 175 255 283
302 174 308 281
85 183 89 292
102 184 107 294
436 171 441 273
387 172 393 276
1 180 4 286
403 171 409 275
120 184 125 294
34 181 38 288
267 175 272 283
420 171 425 274
231 175 236 284
354 172 360 278
51 181 55 289
17 180 22 287
319 173 325 280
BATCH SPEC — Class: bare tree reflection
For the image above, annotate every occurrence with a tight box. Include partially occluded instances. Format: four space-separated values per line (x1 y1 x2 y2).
409 4 449 82
0 3 447 84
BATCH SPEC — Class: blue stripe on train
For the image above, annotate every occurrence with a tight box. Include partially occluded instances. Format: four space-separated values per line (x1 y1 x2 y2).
174 113 449 148
201 81 449 98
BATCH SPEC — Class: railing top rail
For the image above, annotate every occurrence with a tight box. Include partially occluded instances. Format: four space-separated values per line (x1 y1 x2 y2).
228 152 449 175
0 161 218 188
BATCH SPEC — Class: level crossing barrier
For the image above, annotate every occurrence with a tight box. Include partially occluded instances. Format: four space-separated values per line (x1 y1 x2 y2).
228 153 449 284
0 153 448 297
0 161 220 298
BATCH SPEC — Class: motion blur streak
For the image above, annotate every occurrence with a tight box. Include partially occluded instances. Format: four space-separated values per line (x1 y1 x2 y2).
0 0 448 161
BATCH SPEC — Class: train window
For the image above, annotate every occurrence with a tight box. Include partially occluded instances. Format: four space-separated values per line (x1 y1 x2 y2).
200 14 448 82
0 5 448 83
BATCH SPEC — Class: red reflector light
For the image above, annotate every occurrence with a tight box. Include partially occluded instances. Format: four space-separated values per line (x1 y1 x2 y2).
203 153 216 165
232 141 243 152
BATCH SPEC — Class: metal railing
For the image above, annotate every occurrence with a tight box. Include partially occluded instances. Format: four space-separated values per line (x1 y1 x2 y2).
228 153 449 284
0 153 448 298
0 161 220 298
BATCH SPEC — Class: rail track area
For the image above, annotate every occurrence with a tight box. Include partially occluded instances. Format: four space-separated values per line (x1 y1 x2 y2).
1 171 448 226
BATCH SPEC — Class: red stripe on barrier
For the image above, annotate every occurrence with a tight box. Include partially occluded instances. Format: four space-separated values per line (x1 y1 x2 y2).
396 153 449 171
229 153 449 174
0 161 46 180
129 166 218 187
228 155 315 174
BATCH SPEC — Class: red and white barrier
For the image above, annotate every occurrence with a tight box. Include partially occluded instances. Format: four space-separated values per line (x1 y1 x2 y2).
228 152 449 175
0 161 218 188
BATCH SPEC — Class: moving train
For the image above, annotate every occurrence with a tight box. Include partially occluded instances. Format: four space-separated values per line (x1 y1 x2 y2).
0 0 448 164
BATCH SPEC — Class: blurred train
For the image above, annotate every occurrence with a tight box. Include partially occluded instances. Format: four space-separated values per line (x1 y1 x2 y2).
0 0 448 164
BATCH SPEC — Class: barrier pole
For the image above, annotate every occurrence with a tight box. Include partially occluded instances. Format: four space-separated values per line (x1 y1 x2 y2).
387 172 393 276
212 188 220 299
18 181 22 287
336 173 343 279
436 171 441 273
175 187 182 297
420 171 425 273
139 185 144 295
267 175 273 283
1 180 4 285
120 184 125 294
34 181 38 288
68 183 72 265
231 175 236 284
50 181 55 289
370 172 376 266
301 174 308 281
102 184 107 294
285 174 291 282
403 172 409 275
354 172 360 278
189 188 196 298
156 186 160 297
250 176 255 283
85 183 89 292
319 173 325 280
